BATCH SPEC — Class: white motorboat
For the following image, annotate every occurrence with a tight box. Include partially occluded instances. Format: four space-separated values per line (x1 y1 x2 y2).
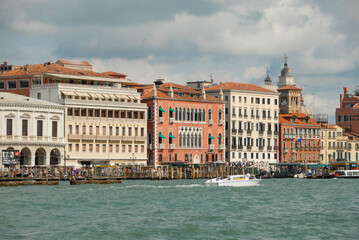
205 174 261 187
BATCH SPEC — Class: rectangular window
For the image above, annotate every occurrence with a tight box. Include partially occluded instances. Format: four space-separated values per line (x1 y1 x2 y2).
102 126 106 135
96 144 100 152
19 79 29 88
82 144 86 152
89 126 93 135
116 145 119 152
0 81 4 90
7 80 17 89
109 144 113 152
52 121 58 137
122 145 126 152
135 145 138 152
69 125 73 134
76 144 79 152
69 144 72 152
128 145 132 152
37 120 43 137
141 145 144 152
22 119 28 136
116 127 119 136
6 119 13 135
88 109 93 117
89 144 93 152
96 126 99 135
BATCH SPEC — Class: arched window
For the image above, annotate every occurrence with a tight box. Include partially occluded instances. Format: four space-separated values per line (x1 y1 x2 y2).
148 133 152 144
159 132 165 144
208 108 212 120
195 109 198 121
218 133 222 146
219 109 222 121
148 106 152 120
159 105 165 118
199 134 202 147
179 133 182 147
187 108 190 121
169 106 173 118
175 107 178 120
179 107 182 121
198 109 202 121
202 109 206 122
191 133 194 148
187 133 190 148
183 108 187 121
169 132 174 144
208 133 212 145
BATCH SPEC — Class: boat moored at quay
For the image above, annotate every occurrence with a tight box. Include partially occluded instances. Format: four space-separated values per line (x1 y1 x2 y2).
331 169 359 178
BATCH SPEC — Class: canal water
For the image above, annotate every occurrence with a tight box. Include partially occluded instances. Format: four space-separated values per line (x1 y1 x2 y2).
1 179 358 240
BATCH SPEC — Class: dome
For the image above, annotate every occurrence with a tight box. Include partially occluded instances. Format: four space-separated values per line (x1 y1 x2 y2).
281 62 292 77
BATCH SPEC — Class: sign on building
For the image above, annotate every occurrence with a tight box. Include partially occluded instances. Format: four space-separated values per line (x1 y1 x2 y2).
2 150 20 165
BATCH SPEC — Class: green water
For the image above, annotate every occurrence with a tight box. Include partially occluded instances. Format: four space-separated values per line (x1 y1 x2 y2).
0 179 358 240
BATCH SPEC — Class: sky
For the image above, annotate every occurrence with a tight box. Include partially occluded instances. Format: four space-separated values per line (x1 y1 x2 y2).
1 0 359 123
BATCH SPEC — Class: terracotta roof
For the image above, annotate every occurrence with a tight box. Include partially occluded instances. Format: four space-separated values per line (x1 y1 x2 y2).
141 83 222 102
101 71 127 78
57 59 92 66
206 82 277 93
0 62 123 79
277 85 302 91
279 113 319 126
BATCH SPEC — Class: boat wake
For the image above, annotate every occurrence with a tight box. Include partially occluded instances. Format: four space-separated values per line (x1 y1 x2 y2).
110 184 204 189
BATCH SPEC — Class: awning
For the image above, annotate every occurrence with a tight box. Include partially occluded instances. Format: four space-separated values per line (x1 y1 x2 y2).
169 134 176 138
75 92 90 97
159 107 166 112
209 136 215 139
88 92 99 98
209 109 212 112
170 108 176 113
159 134 166 139
60 90 77 96
219 109 223 113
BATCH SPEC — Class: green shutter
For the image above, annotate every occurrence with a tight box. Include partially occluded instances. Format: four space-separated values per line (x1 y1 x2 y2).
159 107 166 112
159 134 166 139
169 134 176 138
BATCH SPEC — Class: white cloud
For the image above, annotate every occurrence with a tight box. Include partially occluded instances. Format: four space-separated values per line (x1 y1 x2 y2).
243 66 266 81
304 93 338 122
12 20 55 33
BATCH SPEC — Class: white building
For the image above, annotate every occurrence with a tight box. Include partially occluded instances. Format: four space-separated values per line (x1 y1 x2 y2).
0 92 65 166
206 82 280 163
30 83 147 167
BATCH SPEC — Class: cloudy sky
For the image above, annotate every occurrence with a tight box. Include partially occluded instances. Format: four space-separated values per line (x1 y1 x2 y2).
1 0 359 122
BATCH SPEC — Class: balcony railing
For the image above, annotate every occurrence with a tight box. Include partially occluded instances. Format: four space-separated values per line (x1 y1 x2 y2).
219 144 225 150
238 129 243 134
267 131 272 135
219 119 223 125
232 129 237 134
209 144 215 150
169 144 175 150
208 119 213 125
169 117 174 124
259 130 264 135
159 117 164 123
259 146 264 151
267 146 272 151
247 130 252 134
159 143 165 149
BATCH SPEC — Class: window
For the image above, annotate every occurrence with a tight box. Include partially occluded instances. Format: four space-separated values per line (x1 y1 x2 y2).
19 79 29 88
0 81 4 90
6 119 13 136
37 93 41 99
52 121 58 137
82 144 86 152
37 120 43 137
22 119 28 136
7 80 17 89
89 144 93 152
148 107 152 119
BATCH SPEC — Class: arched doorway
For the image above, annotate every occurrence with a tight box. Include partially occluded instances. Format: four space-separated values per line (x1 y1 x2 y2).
20 147 31 166
35 148 46 165
193 154 200 164
50 148 61 165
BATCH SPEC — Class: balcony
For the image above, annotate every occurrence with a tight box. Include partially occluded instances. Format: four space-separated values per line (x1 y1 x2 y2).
247 129 252 135
232 129 237 134
267 146 272 151
135 136 146 142
159 117 164 123
96 135 108 141
267 131 272 135
274 131 279 135
259 130 264 135
219 144 225 150
244 115 248 119
238 129 243 134
267 116 272 120
208 119 213 125
147 144 152 150
256 116 260 119
68 134 81 140
209 144 215 150
262 116 267 119
169 117 174 124
251 115 255 119
247 146 252 150
82 134 95 141
259 146 264 151
109 135 121 142
169 144 175 150
238 145 243 150
122 136 134 142
219 119 224 125
159 143 165 149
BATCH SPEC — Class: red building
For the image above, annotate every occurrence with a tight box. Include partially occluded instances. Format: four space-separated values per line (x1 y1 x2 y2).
141 81 225 166
279 113 321 163
336 86 359 133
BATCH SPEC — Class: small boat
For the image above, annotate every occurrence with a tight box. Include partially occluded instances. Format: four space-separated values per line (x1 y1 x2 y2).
330 169 359 178
205 174 261 187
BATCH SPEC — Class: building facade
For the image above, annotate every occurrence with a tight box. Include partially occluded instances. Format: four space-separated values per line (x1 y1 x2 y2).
0 92 65 166
142 82 225 167
336 86 359 133
206 82 280 163
279 113 321 163
30 83 147 167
